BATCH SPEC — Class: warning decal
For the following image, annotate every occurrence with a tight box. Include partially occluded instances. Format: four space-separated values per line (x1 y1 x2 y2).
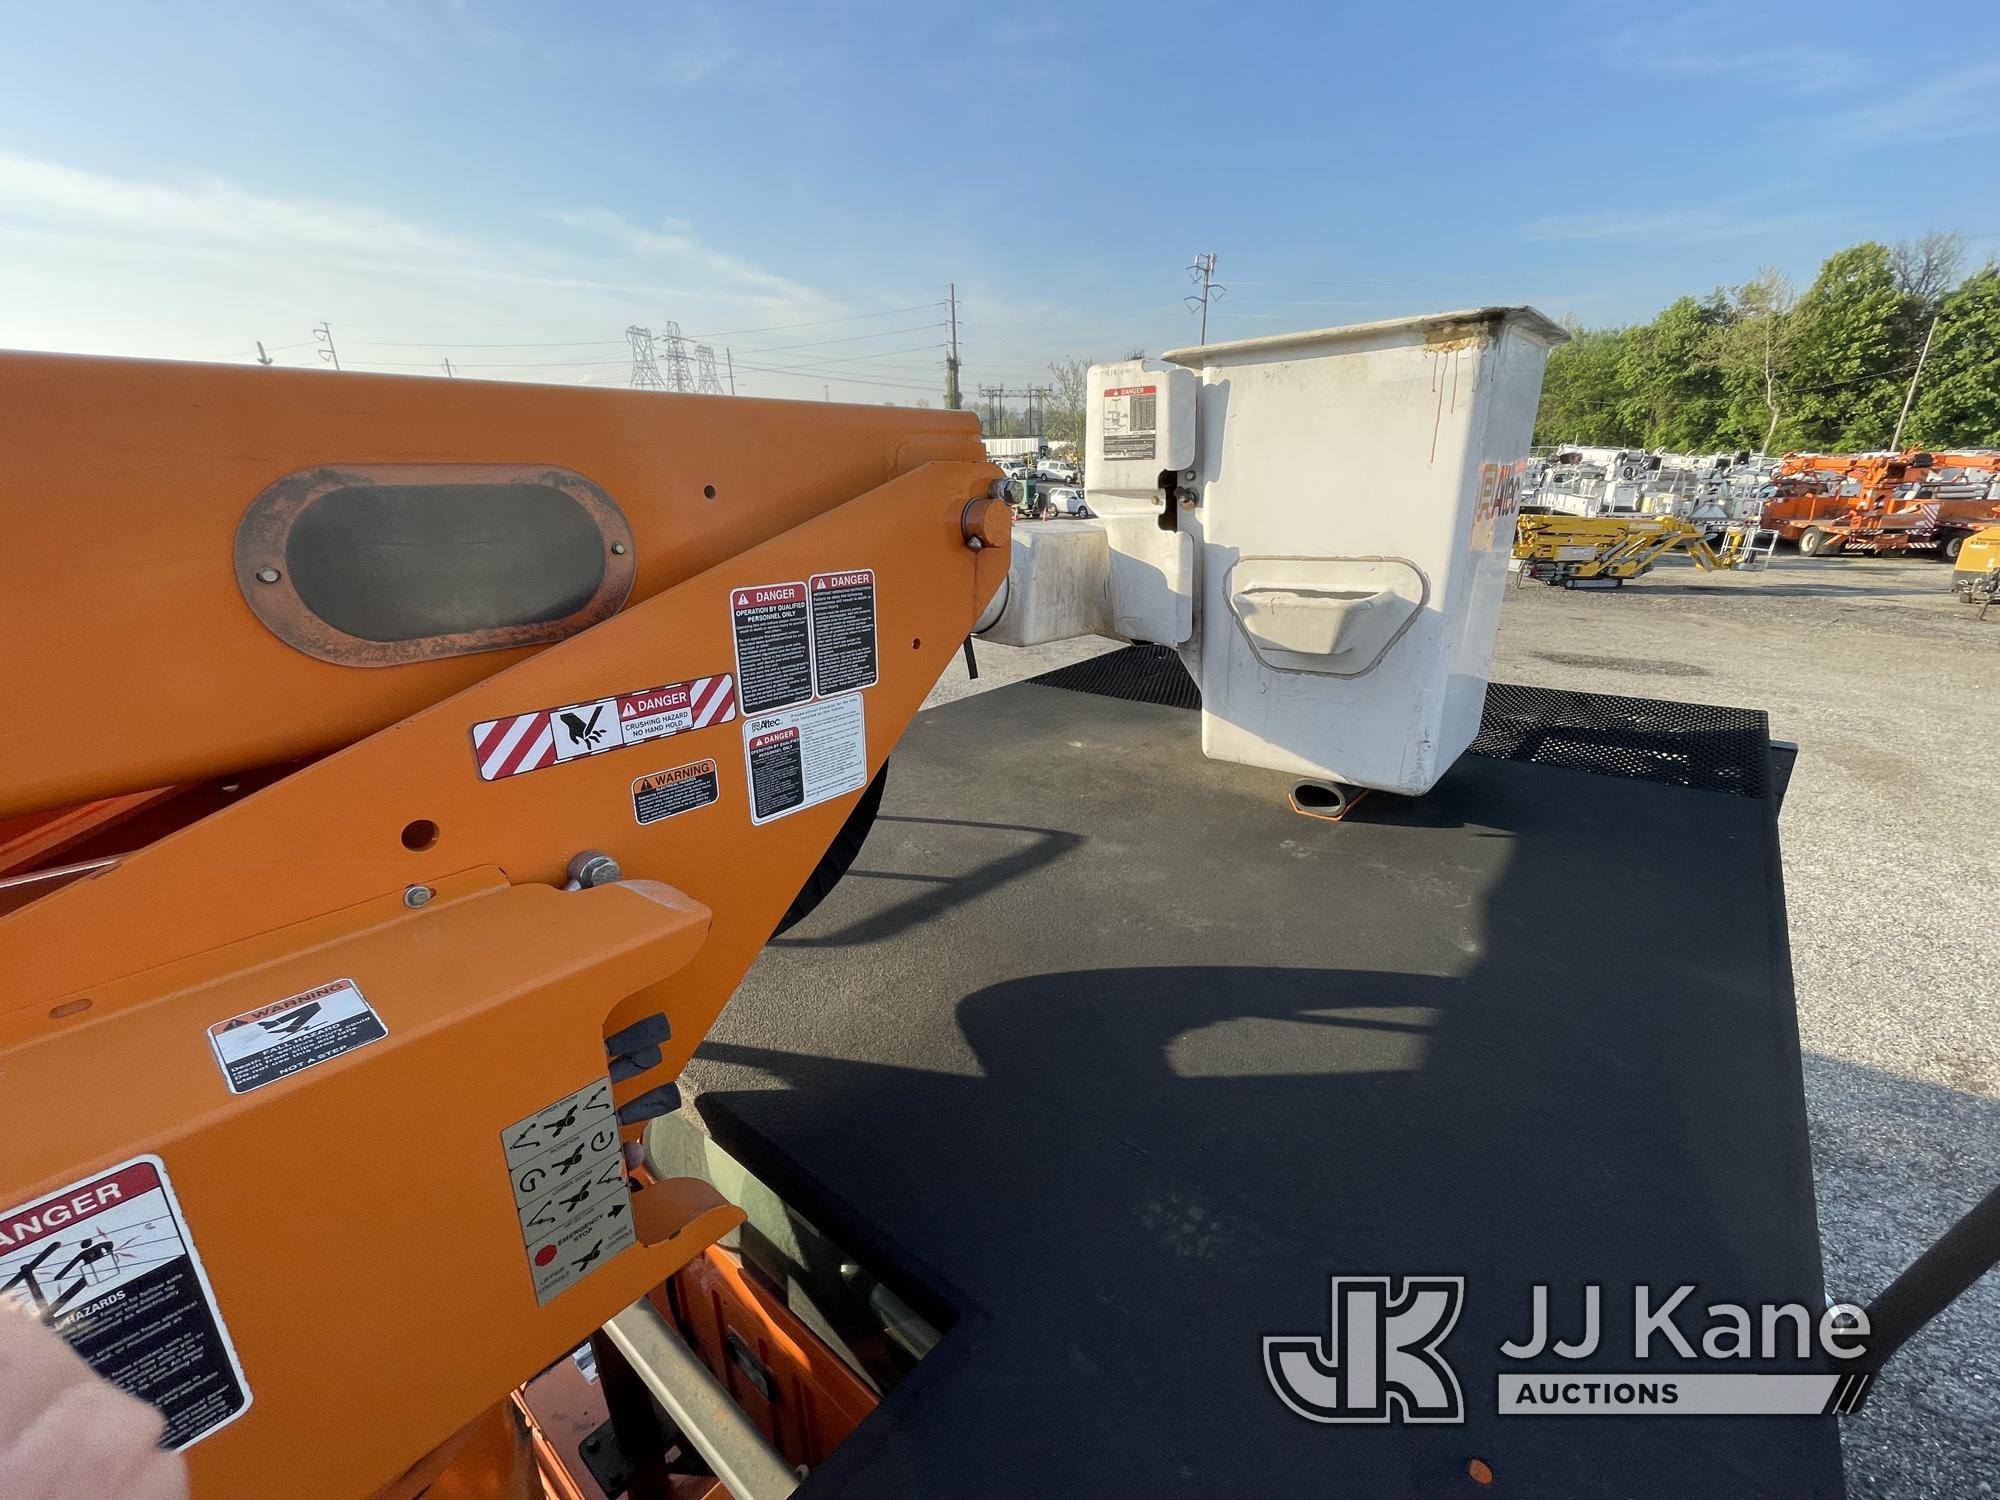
1101 382 1158 461
501 1079 634 1306
632 758 720 825
730 582 813 714
809 569 879 696
1 1156 251 1451
472 673 737 781
207 977 386 1095
743 692 868 826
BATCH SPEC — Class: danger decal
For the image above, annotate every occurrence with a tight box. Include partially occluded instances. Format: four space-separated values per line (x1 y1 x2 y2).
632 758 720 825
809 569 879 696
1101 383 1158 461
207 978 386 1095
730 582 813 714
472 674 737 781
1 1157 251 1450
743 693 868 826
501 1079 634 1306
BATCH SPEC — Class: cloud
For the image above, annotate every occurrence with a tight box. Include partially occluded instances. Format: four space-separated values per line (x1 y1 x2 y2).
0 149 459 260
1517 205 1815 247
556 208 824 306
1595 9 1859 94
0 150 856 390
1832 60 2000 144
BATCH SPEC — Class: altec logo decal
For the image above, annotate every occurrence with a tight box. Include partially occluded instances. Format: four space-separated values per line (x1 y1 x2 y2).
472 674 736 781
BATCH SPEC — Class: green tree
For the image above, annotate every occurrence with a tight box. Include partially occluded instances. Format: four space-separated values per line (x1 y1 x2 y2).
1533 324 1638 446
1614 293 1733 448
1779 242 1921 450
1045 358 1088 452
1905 266 2000 447
1715 268 1799 452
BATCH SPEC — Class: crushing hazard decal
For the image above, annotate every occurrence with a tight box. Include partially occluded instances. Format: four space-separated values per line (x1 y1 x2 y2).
207 978 386 1094
472 673 737 781
501 1079 634 1306
1 1156 252 1450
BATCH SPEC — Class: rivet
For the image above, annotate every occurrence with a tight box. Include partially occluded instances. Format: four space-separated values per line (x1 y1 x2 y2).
403 885 434 909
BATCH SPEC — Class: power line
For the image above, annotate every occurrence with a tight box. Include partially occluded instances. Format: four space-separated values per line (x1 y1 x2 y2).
728 322 947 356
684 300 940 338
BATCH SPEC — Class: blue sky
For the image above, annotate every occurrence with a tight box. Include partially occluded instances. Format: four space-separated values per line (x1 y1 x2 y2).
2 0 1996 405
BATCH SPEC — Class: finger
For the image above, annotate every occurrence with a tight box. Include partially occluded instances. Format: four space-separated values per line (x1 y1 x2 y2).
1 1378 168 1500
0 1311 99 1438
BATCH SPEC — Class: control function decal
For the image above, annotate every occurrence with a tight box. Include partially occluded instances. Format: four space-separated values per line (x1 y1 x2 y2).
501 1079 635 1305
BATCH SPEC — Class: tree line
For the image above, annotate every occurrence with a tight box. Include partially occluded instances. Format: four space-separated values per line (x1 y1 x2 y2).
1534 231 2000 454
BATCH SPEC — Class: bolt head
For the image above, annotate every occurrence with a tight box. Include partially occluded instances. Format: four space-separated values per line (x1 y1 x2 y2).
403 885 434 909
611 542 628 555
255 567 281 584
566 851 622 889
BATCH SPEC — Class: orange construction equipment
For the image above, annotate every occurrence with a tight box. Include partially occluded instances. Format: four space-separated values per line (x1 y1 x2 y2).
0 351 1007 1499
1760 451 1923 555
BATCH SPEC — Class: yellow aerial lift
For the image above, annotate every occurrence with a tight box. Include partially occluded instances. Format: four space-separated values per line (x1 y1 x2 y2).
1512 512 1771 588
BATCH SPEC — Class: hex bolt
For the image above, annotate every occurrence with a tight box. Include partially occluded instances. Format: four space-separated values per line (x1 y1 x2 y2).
402 885 434 909
255 567 281 584
611 542 628 555
564 851 622 890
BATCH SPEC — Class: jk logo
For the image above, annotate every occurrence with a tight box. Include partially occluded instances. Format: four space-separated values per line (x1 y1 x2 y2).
1265 1276 1465 1423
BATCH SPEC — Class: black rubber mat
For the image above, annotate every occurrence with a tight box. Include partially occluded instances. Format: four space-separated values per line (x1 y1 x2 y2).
1032 645 1771 798
690 681 1836 1499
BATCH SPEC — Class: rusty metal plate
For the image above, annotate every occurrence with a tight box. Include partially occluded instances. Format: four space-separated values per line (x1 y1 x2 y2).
234 463 636 667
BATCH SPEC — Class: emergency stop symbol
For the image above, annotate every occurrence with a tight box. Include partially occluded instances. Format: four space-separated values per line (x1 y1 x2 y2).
1265 1276 1464 1424
259 1001 322 1036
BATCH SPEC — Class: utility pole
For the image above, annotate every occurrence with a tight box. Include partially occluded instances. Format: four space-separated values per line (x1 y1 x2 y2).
441 357 455 378
725 348 737 396
1890 313 1942 452
946 282 962 410
312 321 340 371
1184 253 1225 345
254 341 274 367
627 326 666 389
824 384 831 402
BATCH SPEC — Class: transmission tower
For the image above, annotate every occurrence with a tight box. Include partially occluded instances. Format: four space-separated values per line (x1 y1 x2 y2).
694 343 725 396
627 326 666 389
659 321 694 393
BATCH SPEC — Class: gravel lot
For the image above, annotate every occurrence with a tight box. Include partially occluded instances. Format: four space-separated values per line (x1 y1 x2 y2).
924 550 1998 1498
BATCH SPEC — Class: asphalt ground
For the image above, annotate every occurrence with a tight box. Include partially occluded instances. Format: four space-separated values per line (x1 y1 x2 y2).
920 549 1998 1498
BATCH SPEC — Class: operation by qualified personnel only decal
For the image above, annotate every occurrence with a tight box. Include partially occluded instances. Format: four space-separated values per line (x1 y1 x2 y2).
501 1079 634 1306
207 977 385 1094
743 692 868 825
471 672 737 781
0 1156 251 1450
